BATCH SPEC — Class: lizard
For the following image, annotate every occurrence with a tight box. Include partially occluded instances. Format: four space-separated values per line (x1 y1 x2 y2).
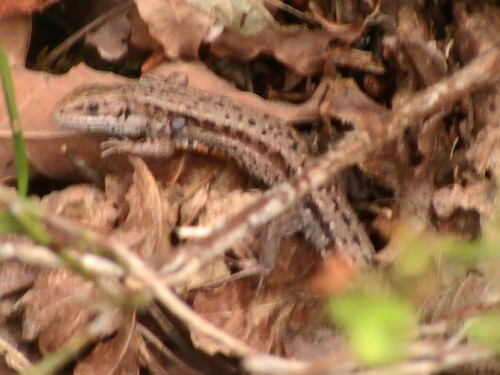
52 74 375 273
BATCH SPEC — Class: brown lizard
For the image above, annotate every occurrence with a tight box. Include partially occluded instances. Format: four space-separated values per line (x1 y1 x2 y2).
53 74 375 272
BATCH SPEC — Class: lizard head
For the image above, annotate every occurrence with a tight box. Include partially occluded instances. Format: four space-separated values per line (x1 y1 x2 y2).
53 84 163 137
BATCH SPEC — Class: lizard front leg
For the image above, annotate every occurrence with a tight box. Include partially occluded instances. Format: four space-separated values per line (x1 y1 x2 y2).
100 138 176 158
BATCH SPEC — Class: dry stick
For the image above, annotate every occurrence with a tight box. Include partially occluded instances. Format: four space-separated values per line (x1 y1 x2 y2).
163 48 500 286
0 188 255 358
4 49 498 372
0 189 254 359
37 211 255 357
244 340 493 375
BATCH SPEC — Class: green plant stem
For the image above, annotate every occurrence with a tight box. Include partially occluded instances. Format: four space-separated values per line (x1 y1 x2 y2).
0 49 28 196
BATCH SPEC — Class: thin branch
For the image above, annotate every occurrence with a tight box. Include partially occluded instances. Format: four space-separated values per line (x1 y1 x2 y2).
161 48 500 286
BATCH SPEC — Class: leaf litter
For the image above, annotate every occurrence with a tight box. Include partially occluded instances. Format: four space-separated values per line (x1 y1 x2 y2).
0 0 499 374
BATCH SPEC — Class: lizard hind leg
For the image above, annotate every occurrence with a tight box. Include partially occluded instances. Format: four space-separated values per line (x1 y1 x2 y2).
256 205 310 288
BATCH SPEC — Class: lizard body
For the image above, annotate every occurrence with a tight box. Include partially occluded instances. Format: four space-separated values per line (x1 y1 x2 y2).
53 77 374 269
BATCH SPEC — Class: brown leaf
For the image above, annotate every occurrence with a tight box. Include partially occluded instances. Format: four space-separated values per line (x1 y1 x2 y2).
20 269 121 354
453 2 500 64
40 184 121 231
86 11 130 62
113 156 173 257
210 27 331 75
129 8 161 51
0 259 38 298
74 310 139 375
468 126 500 179
134 0 216 58
192 280 294 354
0 17 31 65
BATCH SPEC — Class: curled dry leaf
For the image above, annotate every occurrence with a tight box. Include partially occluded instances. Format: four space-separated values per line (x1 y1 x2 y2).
385 1 431 108
191 233 320 354
467 127 500 180
176 152 250 228
322 78 401 191
112 156 174 258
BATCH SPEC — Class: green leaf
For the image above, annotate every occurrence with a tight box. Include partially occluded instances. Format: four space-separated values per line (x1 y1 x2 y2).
327 289 416 365
468 312 500 352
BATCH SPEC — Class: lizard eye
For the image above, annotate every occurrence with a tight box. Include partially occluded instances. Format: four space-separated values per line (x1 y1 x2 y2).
86 102 99 115
171 117 186 132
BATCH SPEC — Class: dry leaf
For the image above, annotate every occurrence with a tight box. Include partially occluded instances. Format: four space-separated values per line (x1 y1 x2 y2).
74 310 139 375
421 272 500 324
192 280 294 354
112 156 173 257
179 182 211 226
210 27 331 75
282 304 347 360
86 11 131 61
186 0 273 35
20 269 121 354
0 259 38 297
134 0 216 58
41 184 121 231
0 16 31 66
